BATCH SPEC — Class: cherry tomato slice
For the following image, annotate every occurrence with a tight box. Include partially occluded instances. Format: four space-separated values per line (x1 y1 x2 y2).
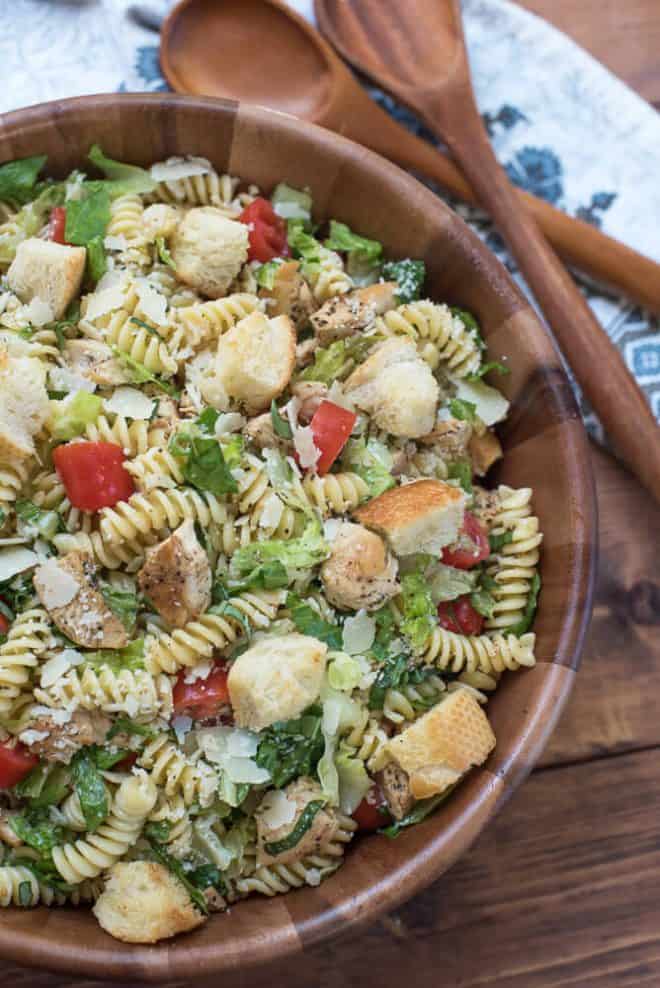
114 751 138 772
0 611 9 636
0 741 39 789
352 784 391 832
53 441 135 512
47 206 67 244
239 198 290 263
441 511 490 570
173 662 231 720
309 401 357 476
437 595 484 636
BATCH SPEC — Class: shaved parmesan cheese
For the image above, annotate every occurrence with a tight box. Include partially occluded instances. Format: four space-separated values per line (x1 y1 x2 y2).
305 868 322 886
103 235 128 251
258 492 284 531
223 756 270 784
342 609 376 655
327 380 355 412
104 386 155 420
196 726 269 784
323 518 343 541
184 659 213 684
34 558 80 610
40 648 84 688
84 282 127 322
150 156 212 182
49 366 96 394
173 716 193 744
225 729 259 759
19 729 49 745
23 297 53 327
135 279 167 326
293 425 320 470
259 790 297 830
214 412 245 436
30 705 71 726
0 546 38 581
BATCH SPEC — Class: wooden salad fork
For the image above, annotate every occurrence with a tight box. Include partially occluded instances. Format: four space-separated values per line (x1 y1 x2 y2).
315 0 660 500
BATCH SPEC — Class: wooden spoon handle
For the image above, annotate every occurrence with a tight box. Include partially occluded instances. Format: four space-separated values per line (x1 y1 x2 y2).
440 113 660 498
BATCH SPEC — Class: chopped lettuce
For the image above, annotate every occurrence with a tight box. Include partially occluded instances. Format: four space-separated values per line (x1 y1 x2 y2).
82 638 145 673
335 748 371 814
286 592 342 648
255 706 324 789
469 586 496 619
87 145 158 197
381 789 456 838
70 747 108 833
317 688 363 804
229 522 329 580
287 220 321 277
324 220 382 265
447 459 473 494
10 809 68 855
169 433 238 496
0 154 47 204
110 346 179 396
489 529 514 552
452 377 509 428
449 397 477 423
398 571 437 653
270 399 293 439
214 559 289 600
382 258 426 303
155 236 175 268
0 573 36 619
466 360 510 382
298 333 378 385
14 763 70 808
148 839 208 915
271 183 312 226
505 572 541 636
428 562 477 603
48 390 103 440
341 437 395 497
86 235 107 284
65 185 111 247
327 652 363 692
0 184 64 265
256 259 283 289
15 499 63 541
99 581 138 632
450 306 486 352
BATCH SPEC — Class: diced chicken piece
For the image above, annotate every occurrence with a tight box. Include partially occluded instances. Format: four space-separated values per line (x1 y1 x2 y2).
354 479 466 556
344 338 438 438
320 522 399 612
21 709 111 764
203 311 296 414
419 417 472 460
469 429 503 476
64 339 131 388
0 811 23 847
244 411 289 452
93 861 206 944
295 336 319 369
256 777 339 866
291 380 329 423
0 349 49 461
310 282 398 346
137 520 211 628
260 260 316 330
376 762 414 821
7 238 86 320
228 633 327 731
472 485 501 529
385 690 496 799
170 207 248 298
142 203 181 241
34 551 129 649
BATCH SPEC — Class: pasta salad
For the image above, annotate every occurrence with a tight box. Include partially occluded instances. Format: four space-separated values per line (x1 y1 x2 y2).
0 148 541 943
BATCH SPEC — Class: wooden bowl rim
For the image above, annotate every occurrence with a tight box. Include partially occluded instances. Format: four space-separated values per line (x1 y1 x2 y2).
0 93 597 981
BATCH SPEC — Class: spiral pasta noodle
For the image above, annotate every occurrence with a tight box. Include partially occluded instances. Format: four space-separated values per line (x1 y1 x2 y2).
81 305 177 376
148 794 193 858
146 165 253 215
53 529 157 572
138 735 218 808
0 609 53 717
107 194 145 244
34 664 173 718
124 446 184 491
30 469 94 534
171 293 262 352
309 248 353 302
376 300 482 377
0 458 30 518
234 460 301 539
421 627 537 676
99 487 231 547
52 775 158 884
302 471 369 516
382 673 447 725
83 414 153 458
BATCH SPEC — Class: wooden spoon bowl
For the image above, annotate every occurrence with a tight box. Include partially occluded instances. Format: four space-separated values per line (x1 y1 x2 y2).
0 94 596 981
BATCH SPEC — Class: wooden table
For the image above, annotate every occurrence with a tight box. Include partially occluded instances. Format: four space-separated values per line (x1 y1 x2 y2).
9 2 660 985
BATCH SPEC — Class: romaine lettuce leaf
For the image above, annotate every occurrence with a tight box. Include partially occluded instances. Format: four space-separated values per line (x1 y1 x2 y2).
87 145 158 197
0 154 47 204
381 258 426 303
341 437 395 497
48 390 103 440
229 522 329 579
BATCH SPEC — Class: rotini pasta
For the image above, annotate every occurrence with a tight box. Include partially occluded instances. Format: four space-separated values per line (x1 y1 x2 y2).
376 300 482 376
33 664 173 718
302 471 369 516
421 627 537 676
99 487 231 547
138 735 218 808
0 609 53 717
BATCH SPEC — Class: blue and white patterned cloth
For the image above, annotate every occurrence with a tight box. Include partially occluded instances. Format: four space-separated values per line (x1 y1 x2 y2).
1 0 659 439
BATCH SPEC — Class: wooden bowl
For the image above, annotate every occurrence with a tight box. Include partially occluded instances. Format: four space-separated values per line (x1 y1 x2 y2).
0 94 597 981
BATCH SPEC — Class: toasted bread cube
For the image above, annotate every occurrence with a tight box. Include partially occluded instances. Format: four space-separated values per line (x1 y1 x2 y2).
93 861 206 944
320 522 399 612
171 207 248 298
228 633 327 731
469 429 503 476
34 551 129 649
0 349 49 460
8 238 86 320
310 282 398 346
354 479 466 556
344 337 438 438
256 778 338 866
137 520 211 628
386 690 496 799
211 310 296 414
260 259 316 329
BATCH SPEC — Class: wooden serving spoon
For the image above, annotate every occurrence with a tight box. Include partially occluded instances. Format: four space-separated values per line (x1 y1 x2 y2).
158 0 660 314
314 0 660 499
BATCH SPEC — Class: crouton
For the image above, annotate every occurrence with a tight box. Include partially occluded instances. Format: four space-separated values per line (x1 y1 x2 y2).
137 520 211 628
64 340 131 388
321 522 399 612
93 861 206 944
20 708 111 764
376 762 414 821
310 282 398 346
344 338 439 438
34 551 129 649
469 429 503 476
256 777 339 866
385 690 496 799
0 349 50 461
260 260 316 329
142 203 181 241
209 311 296 414
170 207 248 298
228 633 327 731
7 238 86 320
354 479 466 556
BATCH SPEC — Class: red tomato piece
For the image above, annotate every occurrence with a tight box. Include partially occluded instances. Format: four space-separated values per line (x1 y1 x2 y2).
114 751 138 772
173 662 231 720
53 441 135 512
0 741 39 789
437 595 484 636
352 784 391 832
0 610 9 636
441 511 490 569
239 198 290 262
309 401 357 476
47 206 67 244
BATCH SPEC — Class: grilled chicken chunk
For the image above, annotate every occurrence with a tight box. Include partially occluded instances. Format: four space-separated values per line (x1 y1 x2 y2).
310 282 398 346
137 520 211 628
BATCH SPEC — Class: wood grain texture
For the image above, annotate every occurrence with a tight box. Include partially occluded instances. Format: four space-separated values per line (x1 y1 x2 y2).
314 0 660 502
0 92 595 980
